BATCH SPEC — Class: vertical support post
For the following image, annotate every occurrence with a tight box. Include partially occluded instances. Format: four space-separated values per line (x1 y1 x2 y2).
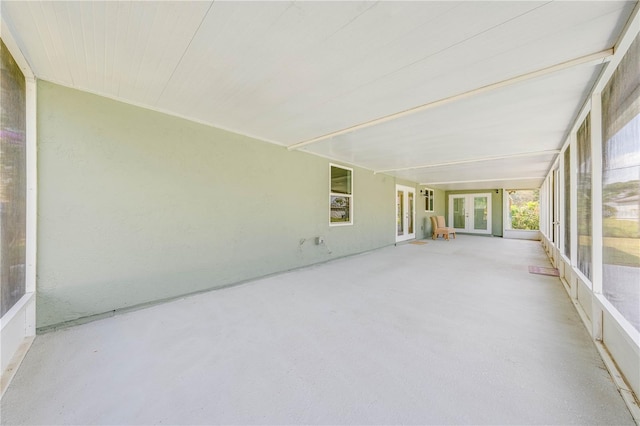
539 180 545 245
548 175 552 244
553 166 560 262
591 91 604 341
569 132 579 299
559 154 565 260
543 178 549 244
25 76 37 336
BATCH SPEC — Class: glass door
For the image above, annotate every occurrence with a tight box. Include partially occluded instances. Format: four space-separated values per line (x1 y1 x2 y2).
452 196 466 230
472 195 489 232
449 193 492 234
396 185 416 242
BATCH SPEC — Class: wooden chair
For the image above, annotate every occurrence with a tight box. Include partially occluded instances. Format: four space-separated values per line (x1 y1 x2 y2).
430 216 456 241
437 216 456 239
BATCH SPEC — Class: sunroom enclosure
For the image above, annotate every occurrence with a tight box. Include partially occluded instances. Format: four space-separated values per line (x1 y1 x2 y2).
1 1 639 419
540 27 640 405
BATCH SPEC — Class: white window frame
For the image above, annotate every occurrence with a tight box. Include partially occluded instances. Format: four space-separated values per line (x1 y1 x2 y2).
329 163 353 226
423 188 435 212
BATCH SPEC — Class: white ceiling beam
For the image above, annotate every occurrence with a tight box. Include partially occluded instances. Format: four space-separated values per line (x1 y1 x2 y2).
420 177 543 185
287 49 613 151
560 3 638 156
593 2 639 95
375 149 560 174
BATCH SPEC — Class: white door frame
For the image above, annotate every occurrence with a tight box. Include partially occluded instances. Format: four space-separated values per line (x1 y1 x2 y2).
395 185 416 242
448 193 492 234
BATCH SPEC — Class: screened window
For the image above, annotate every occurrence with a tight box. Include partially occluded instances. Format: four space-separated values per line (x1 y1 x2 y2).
577 113 592 280
1 39 27 317
564 147 571 258
423 188 434 212
601 33 640 332
330 164 353 225
506 190 539 230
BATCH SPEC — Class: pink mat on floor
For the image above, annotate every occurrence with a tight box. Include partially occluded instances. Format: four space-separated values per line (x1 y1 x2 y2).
528 265 560 276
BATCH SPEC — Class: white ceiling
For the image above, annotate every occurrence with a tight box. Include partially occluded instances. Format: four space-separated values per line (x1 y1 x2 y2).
2 1 637 190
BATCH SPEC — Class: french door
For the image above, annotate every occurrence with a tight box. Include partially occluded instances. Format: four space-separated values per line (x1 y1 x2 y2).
449 193 492 234
396 185 416 242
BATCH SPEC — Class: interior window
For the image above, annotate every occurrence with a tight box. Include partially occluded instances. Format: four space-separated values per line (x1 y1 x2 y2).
330 164 353 225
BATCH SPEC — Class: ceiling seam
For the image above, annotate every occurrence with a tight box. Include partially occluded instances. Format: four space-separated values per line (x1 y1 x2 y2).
378 2 555 82
29 2 58 85
324 1 381 40
280 1 554 128
155 1 215 104
91 2 99 91
52 3 74 86
240 2 460 127
103 3 108 92
117 3 133 97
135 5 159 101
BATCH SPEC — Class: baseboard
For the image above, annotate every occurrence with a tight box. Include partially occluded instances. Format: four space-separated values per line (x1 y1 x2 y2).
1 336 35 399
548 249 639 424
594 341 640 424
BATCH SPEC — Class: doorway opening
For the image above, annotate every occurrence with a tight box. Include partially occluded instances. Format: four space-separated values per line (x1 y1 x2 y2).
396 185 416 242
448 193 492 234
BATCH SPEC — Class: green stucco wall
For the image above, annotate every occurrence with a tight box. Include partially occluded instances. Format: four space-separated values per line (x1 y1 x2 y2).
445 189 503 237
36 81 422 328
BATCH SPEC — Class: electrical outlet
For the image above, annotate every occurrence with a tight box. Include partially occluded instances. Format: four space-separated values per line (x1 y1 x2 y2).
316 236 324 245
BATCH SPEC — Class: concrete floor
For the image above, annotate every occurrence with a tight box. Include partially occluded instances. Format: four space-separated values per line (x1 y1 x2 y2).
1 236 634 425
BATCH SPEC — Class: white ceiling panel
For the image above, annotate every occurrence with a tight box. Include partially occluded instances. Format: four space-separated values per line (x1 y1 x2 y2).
156 1 372 130
244 1 633 144
2 0 636 190
211 1 548 141
2 1 212 103
300 63 603 171
391 152 559 186
421 178 545 192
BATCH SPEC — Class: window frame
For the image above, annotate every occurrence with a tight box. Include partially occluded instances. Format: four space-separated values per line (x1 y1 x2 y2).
504 189 540 231
423 188 435 212
576 113 593 281
0 26 37 391
329 163 353 226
